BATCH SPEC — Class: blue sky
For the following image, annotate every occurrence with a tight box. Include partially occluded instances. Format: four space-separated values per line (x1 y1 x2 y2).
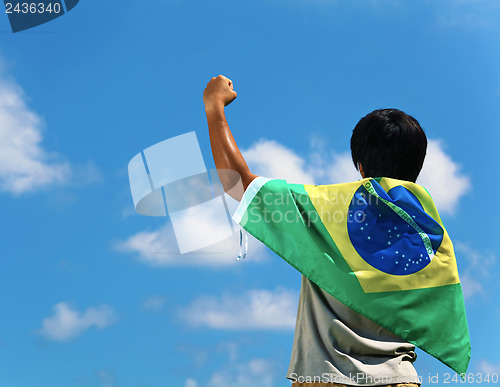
0 1 499 386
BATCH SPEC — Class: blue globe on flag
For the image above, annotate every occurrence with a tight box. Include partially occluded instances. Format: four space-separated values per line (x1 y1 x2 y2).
347 182 444 276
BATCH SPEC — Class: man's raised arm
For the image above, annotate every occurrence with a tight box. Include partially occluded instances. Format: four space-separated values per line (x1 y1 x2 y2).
203 75 258 197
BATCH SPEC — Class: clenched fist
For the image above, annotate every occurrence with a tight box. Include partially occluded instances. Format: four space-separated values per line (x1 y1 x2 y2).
203 75 237 111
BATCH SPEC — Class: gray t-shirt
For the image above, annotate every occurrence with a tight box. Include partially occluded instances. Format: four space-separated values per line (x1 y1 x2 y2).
287 276 421 386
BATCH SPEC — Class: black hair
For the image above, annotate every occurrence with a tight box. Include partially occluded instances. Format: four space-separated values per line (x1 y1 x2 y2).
350 109 427 182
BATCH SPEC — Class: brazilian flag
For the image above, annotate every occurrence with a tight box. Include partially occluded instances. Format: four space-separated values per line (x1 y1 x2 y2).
233 176 470 375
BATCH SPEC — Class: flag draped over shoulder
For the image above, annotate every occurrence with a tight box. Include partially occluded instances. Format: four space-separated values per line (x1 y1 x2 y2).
233 176 471 375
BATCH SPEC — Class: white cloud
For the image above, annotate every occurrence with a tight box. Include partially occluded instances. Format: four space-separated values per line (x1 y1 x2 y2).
71 160 104 186
477 359 500 374
459 273 484 300
0 76 70 194
432 0 500 31
116 223 179 266
455 242 496 300
456 242 495 277
38 302 116 341
142 295 167 311
178 287 297 330
184 378 198 387
242 139 360 185
115 214 267 267
207 358 277 387
96 369 118 387
183 343 278 387
242 140 316 184
417 139 470 215
327 152 362 185
184 343 279 387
